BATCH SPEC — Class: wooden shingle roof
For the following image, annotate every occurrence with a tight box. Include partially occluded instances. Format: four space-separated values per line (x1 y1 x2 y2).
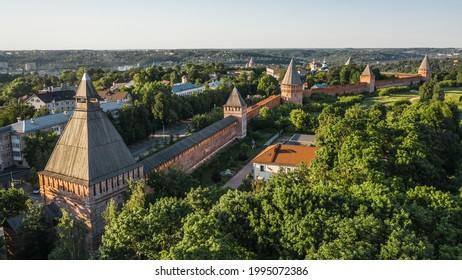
75 73 98 99
41 74 139 186
361 64 374 76
281 59 303 85
224 87 247 108
419 54 431 71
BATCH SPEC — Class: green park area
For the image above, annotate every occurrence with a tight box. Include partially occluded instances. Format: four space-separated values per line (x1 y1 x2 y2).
361 91 419 107
360 87 462 109
443 88 462 110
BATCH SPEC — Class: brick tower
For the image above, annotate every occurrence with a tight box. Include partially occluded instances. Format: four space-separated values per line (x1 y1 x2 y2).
223 87 247 138
38 73 143 250
360 64 375 93
418 54 432 81
281 58 303 104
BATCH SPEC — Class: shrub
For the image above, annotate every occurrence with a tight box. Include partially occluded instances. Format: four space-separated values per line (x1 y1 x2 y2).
377 86 410 96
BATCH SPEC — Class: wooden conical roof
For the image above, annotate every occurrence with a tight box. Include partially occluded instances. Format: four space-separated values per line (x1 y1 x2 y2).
281 59 303 85
419 54 431 71
224 87 247 108
361 64 374 76
42 74 139 185
75 73 99 99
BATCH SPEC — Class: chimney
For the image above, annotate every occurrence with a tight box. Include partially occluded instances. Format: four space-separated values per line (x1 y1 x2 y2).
271 144 282 163
30 118 34 124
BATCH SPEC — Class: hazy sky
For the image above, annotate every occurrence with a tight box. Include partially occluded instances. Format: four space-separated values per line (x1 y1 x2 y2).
1 0 461 50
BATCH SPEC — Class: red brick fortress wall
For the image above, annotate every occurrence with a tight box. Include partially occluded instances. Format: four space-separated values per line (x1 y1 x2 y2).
375 76 422 89
303 83 369 96
148 120 238 173
247 95 281 119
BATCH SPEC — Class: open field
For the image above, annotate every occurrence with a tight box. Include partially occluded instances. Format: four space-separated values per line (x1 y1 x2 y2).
360 87 462 110
361 92 419 107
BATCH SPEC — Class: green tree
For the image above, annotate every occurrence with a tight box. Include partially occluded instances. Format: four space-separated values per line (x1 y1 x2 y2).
141 197 191 259
258 106 275 126
0 102 37 127
257 74 280 96
0 77 34 101
0 188 31 224
48 210 88 260
59 70 77 85
379 211 431 260
419 80 444 101
22 131 59 171
167 211 254 260
147 169 199 201
289 109 309 132
99 180 148 259
12 204 56 259
432 82 444 101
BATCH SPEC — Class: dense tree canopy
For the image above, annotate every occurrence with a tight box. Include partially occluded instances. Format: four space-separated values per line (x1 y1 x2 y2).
97 96 462 260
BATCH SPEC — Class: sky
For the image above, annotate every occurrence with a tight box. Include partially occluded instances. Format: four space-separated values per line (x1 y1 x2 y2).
1 0 461 50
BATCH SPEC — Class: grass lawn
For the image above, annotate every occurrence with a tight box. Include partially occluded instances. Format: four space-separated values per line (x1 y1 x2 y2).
361 87 462 110
444 87 462 110
192 128 278 186
361 91 419 107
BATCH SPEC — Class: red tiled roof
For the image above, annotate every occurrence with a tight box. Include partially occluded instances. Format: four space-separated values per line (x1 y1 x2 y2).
252 144 318 166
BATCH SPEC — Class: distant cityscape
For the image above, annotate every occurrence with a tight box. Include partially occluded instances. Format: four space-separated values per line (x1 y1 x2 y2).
0 48 460 75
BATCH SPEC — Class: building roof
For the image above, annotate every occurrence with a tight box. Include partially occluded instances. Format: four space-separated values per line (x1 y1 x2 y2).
361 65 374 77
100 100 129 112
4 101 127 134
3 202 61 233
42 74 139 186
419 54 431 70
97 90 129 101
311 83 328 89
281 59 303 85
208 80 221 89
10 112 71 134
287 134 316 146
113 78 132 84
75 73 98 99
28 90 75 104
0 126 11 134
224 87 246 108
143 116 237 173
172 83 202 94
3 214 24 233
252 144 319 166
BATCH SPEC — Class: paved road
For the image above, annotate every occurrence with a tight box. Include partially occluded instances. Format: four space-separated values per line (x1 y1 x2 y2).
224 162 253 189
129 121 190 159
0 168 30 186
